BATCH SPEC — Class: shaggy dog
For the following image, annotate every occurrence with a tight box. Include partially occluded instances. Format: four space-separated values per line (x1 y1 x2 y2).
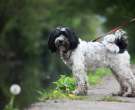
48 26 135 97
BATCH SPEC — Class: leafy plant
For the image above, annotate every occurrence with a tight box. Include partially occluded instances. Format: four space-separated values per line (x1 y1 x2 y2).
38 75 87 101
38 89 85 101
53 75 76 93
38 70 111 101
38 89 67 100
4 95 18 110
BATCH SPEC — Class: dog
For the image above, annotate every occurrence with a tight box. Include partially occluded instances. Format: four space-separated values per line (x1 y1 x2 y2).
48 26 135 97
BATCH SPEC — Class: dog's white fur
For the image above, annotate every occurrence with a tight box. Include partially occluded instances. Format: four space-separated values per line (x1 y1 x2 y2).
60 30 135 96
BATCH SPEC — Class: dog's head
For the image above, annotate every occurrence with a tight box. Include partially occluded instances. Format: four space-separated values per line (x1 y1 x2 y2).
48 26 79 53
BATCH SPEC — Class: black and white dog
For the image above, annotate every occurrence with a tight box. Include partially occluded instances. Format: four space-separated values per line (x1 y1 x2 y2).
48 26 135 97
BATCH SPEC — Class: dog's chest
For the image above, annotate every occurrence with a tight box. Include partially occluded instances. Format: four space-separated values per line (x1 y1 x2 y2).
60 52 73 68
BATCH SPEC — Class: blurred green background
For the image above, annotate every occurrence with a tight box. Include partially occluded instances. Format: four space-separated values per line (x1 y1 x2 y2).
0 0 135 109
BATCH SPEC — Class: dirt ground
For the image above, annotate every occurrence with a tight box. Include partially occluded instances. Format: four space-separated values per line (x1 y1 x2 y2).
27 66 135 110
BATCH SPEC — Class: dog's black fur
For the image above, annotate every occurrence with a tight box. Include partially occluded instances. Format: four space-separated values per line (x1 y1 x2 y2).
115 37 128 53
48 26 79 52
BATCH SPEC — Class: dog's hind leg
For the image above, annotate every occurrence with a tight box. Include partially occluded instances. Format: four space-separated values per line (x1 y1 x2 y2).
111 65 135 97
110 68 129 96
122 68 135 97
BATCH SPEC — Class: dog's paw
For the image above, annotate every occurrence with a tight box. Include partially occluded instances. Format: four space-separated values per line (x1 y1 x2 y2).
72 89 81 95
72 83 88 96
112 92 124 96
111 90 127 96
72 88 87 96
123 92 135 97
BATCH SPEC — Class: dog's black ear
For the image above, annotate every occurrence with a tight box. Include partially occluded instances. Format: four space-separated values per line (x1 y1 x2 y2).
48 29 59 52
65 28 79 50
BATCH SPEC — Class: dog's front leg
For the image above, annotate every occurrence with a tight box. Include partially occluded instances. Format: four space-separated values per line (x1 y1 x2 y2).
71 57 88 95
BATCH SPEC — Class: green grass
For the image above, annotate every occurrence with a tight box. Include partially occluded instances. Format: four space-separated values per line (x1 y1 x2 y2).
100 96 128 102
88 68 111 85
38 89 86 101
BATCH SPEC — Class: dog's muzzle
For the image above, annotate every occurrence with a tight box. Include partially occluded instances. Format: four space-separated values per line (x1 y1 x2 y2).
55 39 64 48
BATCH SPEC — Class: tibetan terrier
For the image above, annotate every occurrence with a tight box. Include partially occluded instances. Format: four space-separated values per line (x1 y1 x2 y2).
48 26 135 97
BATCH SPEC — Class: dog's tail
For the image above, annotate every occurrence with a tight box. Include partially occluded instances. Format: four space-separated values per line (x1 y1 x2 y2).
102 29 128 53
114 29 128 53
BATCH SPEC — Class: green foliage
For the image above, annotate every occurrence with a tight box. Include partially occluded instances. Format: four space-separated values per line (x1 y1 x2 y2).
38 75 86 101
0 0 105 108
4 95 18 110
88 68 111 85
38 89 85 101
53 75 76 93
38 70 111 101
38 89 67 100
